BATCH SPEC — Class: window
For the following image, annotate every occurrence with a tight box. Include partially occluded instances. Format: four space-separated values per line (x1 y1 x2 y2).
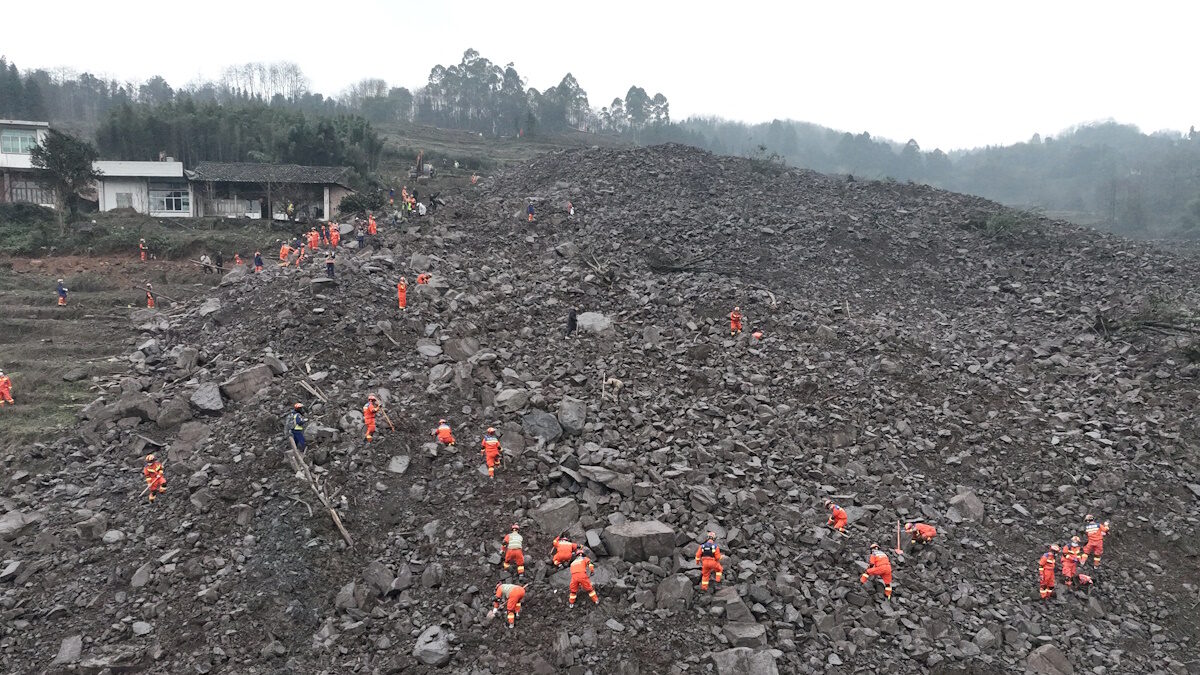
9 178 52 204
0 130 38 154
150 188 189 213
115 193 133 209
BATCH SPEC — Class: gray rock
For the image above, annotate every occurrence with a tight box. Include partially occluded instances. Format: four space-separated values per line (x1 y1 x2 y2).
575 311 614 334
413 625 451 667
219 364 274 402
102 530 126 544
190 383 224 413
655 574 694 611
710 647 778 675
52 635 82 665
1026 644 1074 675
722 622 767 648
579 465 634 496
198 298 222 317
522 411 563 442
417 341 443 357
714 587 755 623
602 520 676 562
264 355 289 375
410 253 432 271
557 397 586 435
131 621 152 636
62 367 88 382
131 562 153 588
429 363 454 386
0 560 22 581
0 511 34 541
362 561 395 595
155 399 193 428
443 337 480 362
334 582 359 609
387 455 410 475
496 388 529 412
948 489 985 523
176 347 199 371
531 497 579 535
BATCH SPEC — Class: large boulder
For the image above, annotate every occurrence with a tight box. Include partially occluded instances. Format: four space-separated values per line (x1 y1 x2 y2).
156 398 193 428
710 648 778 675
948 488 985 523
557 397 586 435
655 574 694 611
219 364 274 402
410 253 432 272
579 465 633 497
575 312 613 334
52 635 82 665
1026 644 1074 675
602 520 676 562
413 625 451 666
522 411 563 442
198 298 222 317
190 383 224 413
722 622 767 648
531 497 579 535
0 510 36 541
495 389 529 412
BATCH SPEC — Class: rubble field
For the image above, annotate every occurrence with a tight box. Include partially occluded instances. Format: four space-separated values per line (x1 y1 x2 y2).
3 144 1200 674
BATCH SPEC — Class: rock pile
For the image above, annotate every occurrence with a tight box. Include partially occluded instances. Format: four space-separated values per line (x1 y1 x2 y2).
2 144 1200 674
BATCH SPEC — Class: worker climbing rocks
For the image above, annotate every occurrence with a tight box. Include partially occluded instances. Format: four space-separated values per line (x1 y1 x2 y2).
139 238 148 262
730 307 744 335
290 403 307 451
253 251 263 273
567 200 574 217
904 522 937 547
367 213 377 236
860 543 893 599
432 419 456 445
493 583 525 629
1038 544 1058 599
416 272 431 285
1061 538 1080 588
397 277 408 309
294 246 306 268
825 499 847 533
526 201 535 223
363 394 381 442
1081 514 1110 568
329 223 340 248
551 534 582 568
0 371 14 406
324 251 336 279
308 227 320 251
234 253 243 266
502 523 525 577
145 283 155 309
695 531 724 591
143 454 166 502
481 427 502 478
56 279 68 306
279 242 291 266
568 553 600 607
471 173 479 185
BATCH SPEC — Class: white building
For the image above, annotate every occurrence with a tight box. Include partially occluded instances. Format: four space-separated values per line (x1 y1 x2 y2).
0 119 53 206
93 160 191 217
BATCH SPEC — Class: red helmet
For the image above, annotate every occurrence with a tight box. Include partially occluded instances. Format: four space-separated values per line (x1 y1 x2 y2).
487 427 496 434
294 403 303 410
511 523 519 531
145 454 155 462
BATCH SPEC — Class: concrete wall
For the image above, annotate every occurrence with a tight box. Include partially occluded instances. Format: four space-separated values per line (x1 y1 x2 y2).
329 186 353 218
98 177 149 213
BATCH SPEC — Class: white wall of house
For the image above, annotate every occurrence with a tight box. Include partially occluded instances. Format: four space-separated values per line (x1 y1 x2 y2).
97 177 149 213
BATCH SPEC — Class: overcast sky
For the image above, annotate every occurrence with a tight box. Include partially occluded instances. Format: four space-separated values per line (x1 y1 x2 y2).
4 1 1197 149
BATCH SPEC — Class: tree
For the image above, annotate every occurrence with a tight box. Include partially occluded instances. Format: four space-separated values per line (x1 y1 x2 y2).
30 129 100 233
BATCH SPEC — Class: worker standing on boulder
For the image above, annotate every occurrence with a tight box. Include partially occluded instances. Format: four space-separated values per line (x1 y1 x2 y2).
493 583 525 629
1081 514 1110 568
695 531 724 591
0 370 14 406
1038 544 1058 599
254 250 263 273
432 418 456 445
502 523 525 578
330 223 340 248
363 394 381 442
1061 538 1080 588
730 307 743 336
290 403 307 451
143 454 166 502
145 283 155 309
56 279 68 306
860 543 893 599
825 499 848 533
397 277 408 309
904 522 937 547
551 533 581 568
139 238 148 262
481 426 501 478
568 553 600 608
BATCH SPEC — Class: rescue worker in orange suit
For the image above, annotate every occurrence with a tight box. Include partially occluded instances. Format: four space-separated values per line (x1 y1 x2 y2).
143 454 166 502
432 418 456 445
139 238 148 262
568 553 600 607
502 523 525 578
860 543 893 599
695 531 724 591
363 394 381 442
551 534 581 568
253 251 263 273
1081 514 1110 568
527 202 535 222
145 283 155 309
416 272 431 285
307 227 319 251
319 223 329 245
279 243 291 266
234 253 243 266
481 427 502 478
471 173 479 185
397 277 408 309
904 522 937 547
1038 544 1058 600
0 370 14 406
367 214 377 236
730 307 744 335
825 499 847 533
493 583 525 629
329 224 340 248
1061 538 1080 588
57 279 68 306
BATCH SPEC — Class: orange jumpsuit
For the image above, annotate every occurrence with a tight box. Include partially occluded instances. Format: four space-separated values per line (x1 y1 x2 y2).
494 583 525 627
0 375 14 405
827 504 848 532
397 281 407 309
143 461 166 502
1061 545 1079 586
434 423 455 445
363 401 380 441
861 550 893 598
279 244 291 264
308 230 319 251
730 310 743 335
139 242 147 261
568 557 599 606
146 289 155 309
695 541 724 590
481 434 501 477
367 216 377 236
551 537 581 567
503 531 525 575
909 523 937 544
330 227 340 248
1038 551 1056 599
1082 522 1109 567
416 273 431 285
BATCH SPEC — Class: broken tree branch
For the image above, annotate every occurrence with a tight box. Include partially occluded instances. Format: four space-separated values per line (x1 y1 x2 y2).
287 435 354 548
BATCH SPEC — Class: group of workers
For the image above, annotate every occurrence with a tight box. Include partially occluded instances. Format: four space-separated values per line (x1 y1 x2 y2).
825 499 938 600
1038 515 1111 599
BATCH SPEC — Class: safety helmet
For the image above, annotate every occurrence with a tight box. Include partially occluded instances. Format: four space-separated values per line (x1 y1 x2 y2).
734 306 741 311
511 523 519 531
439 418 446 424
57 278 64 283
823 499 833 508
0 371 5 376
1071 535 1080 543
706 531 716 540
904 523 914 532
487 427 496 434
145 454 155 462
1050 544 1061 552
870 543 879 550
294 402 304 410
368 394 377 401
1085 514 1094 522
